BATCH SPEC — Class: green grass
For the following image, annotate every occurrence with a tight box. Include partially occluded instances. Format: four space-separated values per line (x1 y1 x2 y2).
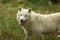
0 0 60 40
0 3 25 40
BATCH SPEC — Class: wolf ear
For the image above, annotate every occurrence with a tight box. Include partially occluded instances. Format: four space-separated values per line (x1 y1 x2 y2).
18 7 22 11
28 8 31 13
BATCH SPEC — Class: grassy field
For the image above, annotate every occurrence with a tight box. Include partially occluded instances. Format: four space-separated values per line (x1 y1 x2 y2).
0 0 60 40
0 3 25 40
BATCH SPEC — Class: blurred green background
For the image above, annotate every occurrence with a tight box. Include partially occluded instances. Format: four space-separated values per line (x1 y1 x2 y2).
0 0 60 40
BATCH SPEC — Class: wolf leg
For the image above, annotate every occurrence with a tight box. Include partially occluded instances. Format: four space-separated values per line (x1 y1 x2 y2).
25 33 32 40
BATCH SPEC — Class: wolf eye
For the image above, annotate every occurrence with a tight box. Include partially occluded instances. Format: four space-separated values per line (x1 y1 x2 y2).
20 14 22 16
25 15 27 17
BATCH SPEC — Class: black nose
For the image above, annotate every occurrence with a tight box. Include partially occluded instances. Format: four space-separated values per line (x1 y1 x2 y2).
20 20 23 22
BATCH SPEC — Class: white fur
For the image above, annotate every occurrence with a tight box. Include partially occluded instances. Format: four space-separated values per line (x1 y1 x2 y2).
17 8 60 40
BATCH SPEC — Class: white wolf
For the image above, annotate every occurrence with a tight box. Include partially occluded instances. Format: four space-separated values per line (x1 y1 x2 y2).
17 8 60 40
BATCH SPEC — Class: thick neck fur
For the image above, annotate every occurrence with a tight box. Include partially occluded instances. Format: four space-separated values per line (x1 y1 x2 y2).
21 11 43 32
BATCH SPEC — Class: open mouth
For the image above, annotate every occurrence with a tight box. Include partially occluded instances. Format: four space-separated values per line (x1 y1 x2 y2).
21 21 25 25
20 20 26 25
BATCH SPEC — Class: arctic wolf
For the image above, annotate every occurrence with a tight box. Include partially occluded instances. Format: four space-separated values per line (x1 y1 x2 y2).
17 8 60 40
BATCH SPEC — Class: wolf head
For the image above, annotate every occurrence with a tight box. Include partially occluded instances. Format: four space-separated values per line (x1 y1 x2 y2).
17 8 31 25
